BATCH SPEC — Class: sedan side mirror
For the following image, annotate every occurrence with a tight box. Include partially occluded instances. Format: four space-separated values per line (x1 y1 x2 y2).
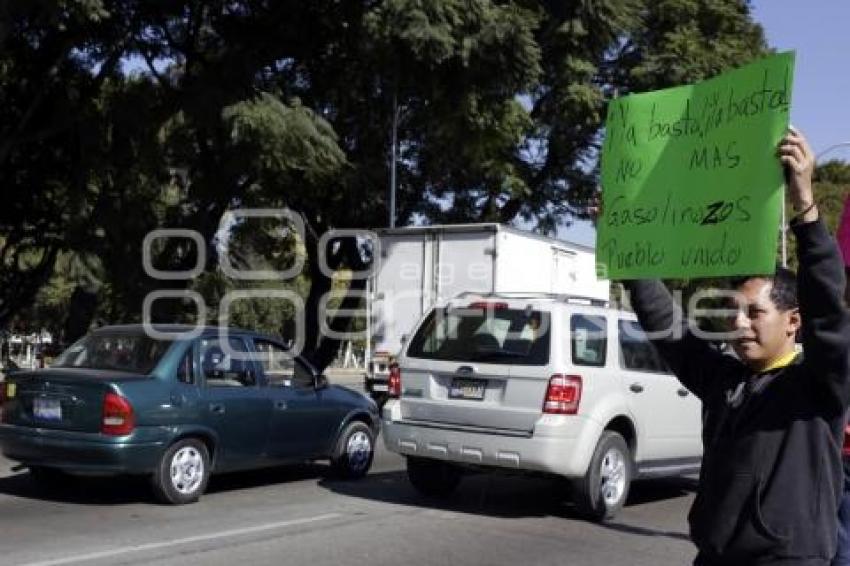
314 373 329 390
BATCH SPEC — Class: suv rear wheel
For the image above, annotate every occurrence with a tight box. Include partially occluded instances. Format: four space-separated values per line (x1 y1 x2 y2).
573 431 632 521
406 456 461 497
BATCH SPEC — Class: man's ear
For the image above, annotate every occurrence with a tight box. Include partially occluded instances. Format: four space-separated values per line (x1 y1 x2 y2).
787 308 802 336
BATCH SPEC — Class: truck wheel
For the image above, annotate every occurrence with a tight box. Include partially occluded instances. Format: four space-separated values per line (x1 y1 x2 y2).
151 438 210 505
406 456 461 497
331 421 375 479
573 431 632 521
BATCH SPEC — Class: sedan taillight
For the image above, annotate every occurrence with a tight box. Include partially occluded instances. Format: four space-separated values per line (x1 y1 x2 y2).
102 392 135 436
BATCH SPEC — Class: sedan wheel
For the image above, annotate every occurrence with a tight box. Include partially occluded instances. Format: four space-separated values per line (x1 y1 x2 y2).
331 421 375 479
152 438 211 505
170 444 205 496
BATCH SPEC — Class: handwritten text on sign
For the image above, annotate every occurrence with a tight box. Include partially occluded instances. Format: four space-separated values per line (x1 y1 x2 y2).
597 52 795 279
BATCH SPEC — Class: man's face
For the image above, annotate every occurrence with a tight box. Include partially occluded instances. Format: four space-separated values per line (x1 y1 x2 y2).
728 278 800 370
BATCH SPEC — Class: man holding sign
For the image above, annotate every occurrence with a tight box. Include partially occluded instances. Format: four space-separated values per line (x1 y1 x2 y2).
595 52 850 563
618 126 850 563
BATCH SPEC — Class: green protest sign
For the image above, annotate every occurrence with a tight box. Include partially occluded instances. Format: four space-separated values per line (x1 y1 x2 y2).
596 51 795 279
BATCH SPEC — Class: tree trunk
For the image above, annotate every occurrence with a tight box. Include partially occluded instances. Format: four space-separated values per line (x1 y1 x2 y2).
301 230 370 373
63 285 99 343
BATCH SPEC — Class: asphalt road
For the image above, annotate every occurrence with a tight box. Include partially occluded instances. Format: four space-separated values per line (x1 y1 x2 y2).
0 432 699 566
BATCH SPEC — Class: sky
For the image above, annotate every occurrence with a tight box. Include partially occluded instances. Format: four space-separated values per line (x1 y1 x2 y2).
750 0 850 160
560 0 850 247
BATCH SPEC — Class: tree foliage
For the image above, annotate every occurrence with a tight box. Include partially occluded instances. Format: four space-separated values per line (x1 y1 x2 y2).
2 0 772 369
782 161 850 273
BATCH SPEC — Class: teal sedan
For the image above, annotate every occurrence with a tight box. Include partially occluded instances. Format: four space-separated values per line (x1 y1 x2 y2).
0 325 379 504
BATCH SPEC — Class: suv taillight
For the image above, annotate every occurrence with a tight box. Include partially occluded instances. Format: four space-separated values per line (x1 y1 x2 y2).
388 363 401 398
543 374 582 415
102 392 134 436
843 425 850 458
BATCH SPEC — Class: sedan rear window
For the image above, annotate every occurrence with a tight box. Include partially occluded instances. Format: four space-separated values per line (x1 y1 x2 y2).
53 334 171 374
407 306 550 365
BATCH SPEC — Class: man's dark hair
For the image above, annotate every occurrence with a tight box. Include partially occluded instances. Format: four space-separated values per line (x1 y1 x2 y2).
730 266 798 311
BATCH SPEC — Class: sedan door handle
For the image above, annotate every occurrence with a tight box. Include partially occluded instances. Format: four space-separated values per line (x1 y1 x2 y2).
274 400 288 411
677 388 690 397
209 403 226 414
629 383 644 393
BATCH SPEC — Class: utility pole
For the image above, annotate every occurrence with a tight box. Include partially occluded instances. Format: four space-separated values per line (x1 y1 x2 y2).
389 93 398 228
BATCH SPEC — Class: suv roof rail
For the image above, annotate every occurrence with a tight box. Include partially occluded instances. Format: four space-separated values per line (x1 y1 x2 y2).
452 291 610 308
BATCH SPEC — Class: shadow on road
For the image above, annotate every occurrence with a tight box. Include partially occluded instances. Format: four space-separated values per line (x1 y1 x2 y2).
319 468 696 541
206 463 326 494
0 469 156 505
601 520 692 542
0 459 697 546
0 462 330 505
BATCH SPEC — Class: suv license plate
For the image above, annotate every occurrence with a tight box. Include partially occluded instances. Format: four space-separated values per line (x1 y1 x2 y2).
449 378 487 400
33 397 62 421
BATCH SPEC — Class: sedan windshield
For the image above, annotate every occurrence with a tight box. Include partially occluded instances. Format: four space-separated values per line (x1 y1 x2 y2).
53 333 172 374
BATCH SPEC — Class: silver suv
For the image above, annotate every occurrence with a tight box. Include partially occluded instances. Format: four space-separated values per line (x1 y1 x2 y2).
382 293 702 520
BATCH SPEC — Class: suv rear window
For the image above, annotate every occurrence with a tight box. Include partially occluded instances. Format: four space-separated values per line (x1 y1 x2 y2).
407 306 550 365
571 314 607 367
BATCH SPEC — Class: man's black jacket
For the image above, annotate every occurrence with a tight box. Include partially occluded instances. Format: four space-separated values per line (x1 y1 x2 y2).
626 219 850 564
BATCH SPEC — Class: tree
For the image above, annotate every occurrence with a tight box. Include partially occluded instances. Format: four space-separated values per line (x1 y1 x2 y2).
0 1 129 329
781 161 850 272
2 0 772 371
816 159 850 185
358 0 768 231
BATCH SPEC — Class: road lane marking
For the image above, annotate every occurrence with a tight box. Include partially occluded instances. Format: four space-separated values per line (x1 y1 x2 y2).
16 513 342 566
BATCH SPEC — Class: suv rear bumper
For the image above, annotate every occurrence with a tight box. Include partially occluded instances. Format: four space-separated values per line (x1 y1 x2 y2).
381 400 602 478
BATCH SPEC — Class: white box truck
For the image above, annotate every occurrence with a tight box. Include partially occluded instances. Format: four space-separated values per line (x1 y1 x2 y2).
364 223 609 400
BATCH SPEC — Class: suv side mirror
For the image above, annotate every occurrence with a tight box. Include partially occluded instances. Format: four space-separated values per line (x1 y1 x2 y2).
314 373 329 390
